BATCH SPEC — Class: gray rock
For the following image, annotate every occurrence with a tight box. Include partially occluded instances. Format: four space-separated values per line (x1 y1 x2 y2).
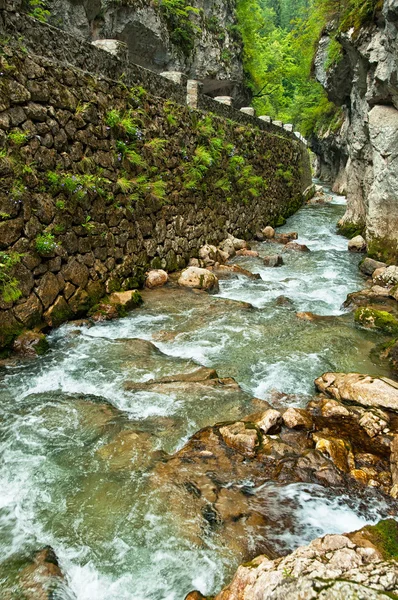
263 255 284 267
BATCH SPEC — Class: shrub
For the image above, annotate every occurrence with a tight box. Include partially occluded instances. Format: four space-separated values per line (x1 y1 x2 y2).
0 252 23 303
35 232 56 255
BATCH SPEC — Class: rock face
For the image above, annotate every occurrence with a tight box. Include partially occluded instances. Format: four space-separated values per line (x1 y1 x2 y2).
47 0 247 102
315 372 398 412
212 520 398 600
312 1 398 261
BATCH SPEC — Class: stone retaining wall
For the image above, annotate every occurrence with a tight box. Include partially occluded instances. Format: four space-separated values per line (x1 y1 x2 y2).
0 14 311 350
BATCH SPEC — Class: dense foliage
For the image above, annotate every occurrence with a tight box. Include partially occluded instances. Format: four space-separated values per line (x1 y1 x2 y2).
236 0 382 136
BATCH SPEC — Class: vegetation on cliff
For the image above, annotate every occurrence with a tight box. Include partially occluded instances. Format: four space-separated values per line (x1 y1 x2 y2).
236 0 382 135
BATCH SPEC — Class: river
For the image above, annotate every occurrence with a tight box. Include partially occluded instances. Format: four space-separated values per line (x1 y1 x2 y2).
0 185 393 599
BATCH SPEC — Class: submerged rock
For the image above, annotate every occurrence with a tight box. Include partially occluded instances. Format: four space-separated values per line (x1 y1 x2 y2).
315 372 398 412
1 546 68 600
178 267 219 292
211 520 398 600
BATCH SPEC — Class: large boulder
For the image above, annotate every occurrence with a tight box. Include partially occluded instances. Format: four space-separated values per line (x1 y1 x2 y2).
315 372 398 412
178 267 219 292
212 520 398 600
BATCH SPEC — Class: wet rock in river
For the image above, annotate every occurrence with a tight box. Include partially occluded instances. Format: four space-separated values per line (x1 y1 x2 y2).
96 429 158 471
178 267 219 292
315 372 398 412
274 232 298 244
359 257 387 276
219 421 260 457
254 409 282 434
348 235 367 252
344 286 395 309
355 307 398 335
262 226 275 239
209 264 261 280
3 546 68 600
211 520 398 600
282 242 310 252
12 330 49 357
282 407 313 430
236 249 259 257
373 265 398 287
227 234 249 251
263 254 283 267
145 269 168 288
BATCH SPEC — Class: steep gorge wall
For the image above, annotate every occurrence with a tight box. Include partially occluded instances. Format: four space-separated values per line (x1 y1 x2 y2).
45 0 247 102
312 0 398 259
0 9 311 351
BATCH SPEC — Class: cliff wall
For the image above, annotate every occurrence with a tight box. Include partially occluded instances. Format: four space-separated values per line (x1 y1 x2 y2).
0 8 311 350
312 0 398 260
45 0 247 102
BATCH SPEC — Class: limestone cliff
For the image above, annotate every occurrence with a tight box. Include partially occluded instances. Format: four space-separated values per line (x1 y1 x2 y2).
312 0 398 261
45 0 247 102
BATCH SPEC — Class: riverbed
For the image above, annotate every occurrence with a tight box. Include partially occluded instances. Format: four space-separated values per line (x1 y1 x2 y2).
0 187 393 599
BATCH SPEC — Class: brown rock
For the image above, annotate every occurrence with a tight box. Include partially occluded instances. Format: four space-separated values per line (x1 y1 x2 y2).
236 249 259 257
12 331 49 357
263 254 283 267
68 288 90 315
283 407 313 430
262 226 275 239
35 272 61 309
274 232 298 244
19 547 64 600
315 372 398 412
13 293 43 328
283 242 310 252
178 267 219 293
255 409 282 434
219 422 259 457
0 218 24 248
44 296 73 327
145 269 169 288
62 258 89 289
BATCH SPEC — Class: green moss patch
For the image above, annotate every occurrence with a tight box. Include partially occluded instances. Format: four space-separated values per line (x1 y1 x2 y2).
361 519 398 560
355 307 398 336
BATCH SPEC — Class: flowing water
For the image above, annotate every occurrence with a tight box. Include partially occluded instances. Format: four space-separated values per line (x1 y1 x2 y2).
0 186 394 599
